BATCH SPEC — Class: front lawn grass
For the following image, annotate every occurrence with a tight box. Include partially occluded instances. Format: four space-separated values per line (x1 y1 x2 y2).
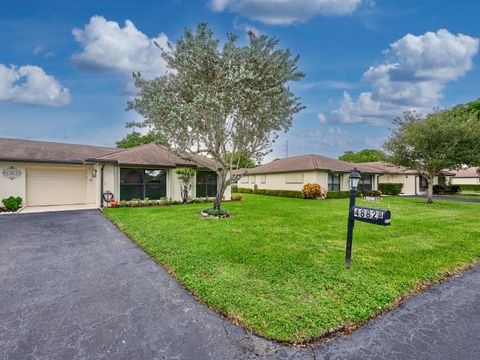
105 194 480 343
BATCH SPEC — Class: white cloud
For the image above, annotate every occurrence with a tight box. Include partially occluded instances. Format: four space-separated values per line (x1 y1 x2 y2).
233 19 264 37
297 80 355 90
317 112 327 123
208 0 364 25
32 45 43 55
71 16 169 81
333 29 479 125
0 64 70 106
327 126 348 135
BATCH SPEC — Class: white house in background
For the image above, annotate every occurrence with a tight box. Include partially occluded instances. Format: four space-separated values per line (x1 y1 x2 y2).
450 167 480 185
236 155 453 196
0 138 230 211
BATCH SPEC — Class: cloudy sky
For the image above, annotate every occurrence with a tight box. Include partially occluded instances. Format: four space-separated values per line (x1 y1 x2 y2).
0 0 479 160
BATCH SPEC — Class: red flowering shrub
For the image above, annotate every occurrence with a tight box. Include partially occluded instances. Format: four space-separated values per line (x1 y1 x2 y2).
302 183 325 199
231 195 244 201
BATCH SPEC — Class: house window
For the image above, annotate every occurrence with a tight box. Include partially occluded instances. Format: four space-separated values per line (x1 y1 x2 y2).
328 173 341 191
285 172 304 184
240 175 249 183
260 175 266 184
358 174 372 191
250 175 256 184
120 168 166 200
419 176 428 191
196 171 217 197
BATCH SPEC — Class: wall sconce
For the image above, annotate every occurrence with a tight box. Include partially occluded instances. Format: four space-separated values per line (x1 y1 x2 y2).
92 170 97 178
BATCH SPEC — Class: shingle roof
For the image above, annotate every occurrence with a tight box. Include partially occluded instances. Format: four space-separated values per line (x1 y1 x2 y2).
0 137 121 164
452 167 480 178
0 137 216 169
361 161 418 175
89 143 216 168
241 154 383 175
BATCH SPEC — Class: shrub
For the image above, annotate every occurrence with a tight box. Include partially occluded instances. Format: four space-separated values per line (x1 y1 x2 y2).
231 185 238 193
237 187 302 198
378 183 403 196
433 184 461 195
459 184 480 192
302 183 326 199
116 197 214 208
2 196 22 211
231 195 244 201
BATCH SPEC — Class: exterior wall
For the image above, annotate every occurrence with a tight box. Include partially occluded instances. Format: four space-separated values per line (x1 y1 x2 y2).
451 177 480 185
378 174 417 195
238 171 319 191
0 161 99 208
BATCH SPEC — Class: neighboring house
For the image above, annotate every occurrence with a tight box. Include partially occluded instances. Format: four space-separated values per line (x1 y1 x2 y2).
236 156 453 196
0 138 229 210
450 167 480 185
362 162 454 195
236 154 383 193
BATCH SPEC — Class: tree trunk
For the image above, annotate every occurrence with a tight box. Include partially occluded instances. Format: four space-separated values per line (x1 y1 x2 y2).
427 174 434 204
213 174 227 210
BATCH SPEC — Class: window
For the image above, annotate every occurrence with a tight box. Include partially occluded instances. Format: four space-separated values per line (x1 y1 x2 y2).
240 176 249 184
328 173 341 191
260 175 266 184
358 174 372 191
250 175 256 184
285 172 304 184
196 171 217 197
120 168 166 200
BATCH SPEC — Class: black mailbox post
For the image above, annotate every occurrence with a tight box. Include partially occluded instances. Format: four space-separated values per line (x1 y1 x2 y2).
345 168 391 269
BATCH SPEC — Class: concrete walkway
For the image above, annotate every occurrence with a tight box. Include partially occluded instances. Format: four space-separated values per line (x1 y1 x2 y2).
1 210 479 359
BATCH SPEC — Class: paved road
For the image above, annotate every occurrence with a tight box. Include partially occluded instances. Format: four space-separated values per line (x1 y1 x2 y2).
403 195 480 203
1 211 479 359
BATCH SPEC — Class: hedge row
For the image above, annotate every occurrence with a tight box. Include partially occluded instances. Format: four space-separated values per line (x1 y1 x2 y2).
378 183 403 196
237 187 302 198
433 184 460 195
459 184 480 192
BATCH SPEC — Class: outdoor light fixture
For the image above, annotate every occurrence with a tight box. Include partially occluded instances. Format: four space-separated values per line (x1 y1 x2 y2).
345 166 391 270
92 170 97 178
349 167 361 189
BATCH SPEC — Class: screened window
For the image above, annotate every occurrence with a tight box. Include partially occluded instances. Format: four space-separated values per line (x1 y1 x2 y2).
328 173 341 191
358 174 372 191
120 168 166 201
260 175 266 184
196 171 217 197
250 175 256 184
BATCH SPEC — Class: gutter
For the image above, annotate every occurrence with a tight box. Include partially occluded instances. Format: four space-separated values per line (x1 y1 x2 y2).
100 164 105 208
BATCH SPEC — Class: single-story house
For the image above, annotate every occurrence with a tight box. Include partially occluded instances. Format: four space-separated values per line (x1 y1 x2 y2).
450 167 480 185
0 137 229 211
236 155 453 196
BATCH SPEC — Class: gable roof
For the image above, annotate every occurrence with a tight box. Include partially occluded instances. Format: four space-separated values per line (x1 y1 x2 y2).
0 137 121 164
241 154 383 175
452 167 479 178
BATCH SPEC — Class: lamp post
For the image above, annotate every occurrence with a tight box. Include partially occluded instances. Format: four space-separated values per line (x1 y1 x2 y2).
346 167 361 269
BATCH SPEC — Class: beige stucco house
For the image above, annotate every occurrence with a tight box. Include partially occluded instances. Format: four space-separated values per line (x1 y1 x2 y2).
236 155 451 196
0 138 230 211
450 167 480 185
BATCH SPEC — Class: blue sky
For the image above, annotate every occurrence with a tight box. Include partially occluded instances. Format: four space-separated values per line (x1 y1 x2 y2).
0 0 479 161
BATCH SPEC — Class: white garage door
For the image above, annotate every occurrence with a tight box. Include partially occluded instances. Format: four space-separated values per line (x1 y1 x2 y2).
26 167 88 206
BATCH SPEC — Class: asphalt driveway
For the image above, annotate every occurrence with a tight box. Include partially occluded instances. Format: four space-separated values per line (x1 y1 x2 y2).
1 210 480 359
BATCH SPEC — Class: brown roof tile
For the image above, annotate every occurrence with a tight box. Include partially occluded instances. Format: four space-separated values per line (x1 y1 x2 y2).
452 167 480 178
90 143 216 169
241 154 383 175
0 137 121 164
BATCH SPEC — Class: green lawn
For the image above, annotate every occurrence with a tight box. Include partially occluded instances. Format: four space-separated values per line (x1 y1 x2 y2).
443 192 480 200
104 194 480 343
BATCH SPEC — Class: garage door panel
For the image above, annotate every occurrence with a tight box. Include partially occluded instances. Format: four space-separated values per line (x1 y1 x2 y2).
27 167 88 206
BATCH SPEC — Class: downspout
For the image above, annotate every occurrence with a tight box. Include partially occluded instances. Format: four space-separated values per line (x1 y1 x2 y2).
100 164 105 208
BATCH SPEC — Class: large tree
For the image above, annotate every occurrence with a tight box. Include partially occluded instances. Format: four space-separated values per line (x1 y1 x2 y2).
128 23 304 210
383 109 480 204
116 121 168 148
339 149 387 163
